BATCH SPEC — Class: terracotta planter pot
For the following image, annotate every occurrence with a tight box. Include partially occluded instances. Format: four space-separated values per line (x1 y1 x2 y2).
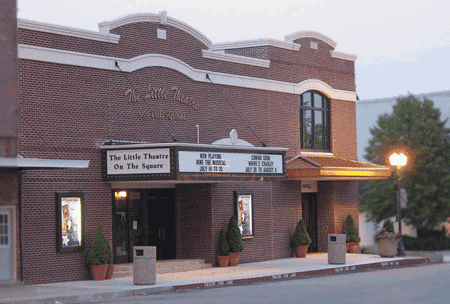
105 264 115 280
217 255 230 267
378 238 398 257
348 242 359 253
228 252 241 266
294 245 308 258
89 264 108 280
346 243 350 253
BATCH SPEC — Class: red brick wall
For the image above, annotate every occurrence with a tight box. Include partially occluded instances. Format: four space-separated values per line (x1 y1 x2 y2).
330 99 357 160
175 184 212 262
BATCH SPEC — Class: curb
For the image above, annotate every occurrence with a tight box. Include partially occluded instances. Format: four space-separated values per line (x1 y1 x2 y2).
172 257 430 291
3 257 430 304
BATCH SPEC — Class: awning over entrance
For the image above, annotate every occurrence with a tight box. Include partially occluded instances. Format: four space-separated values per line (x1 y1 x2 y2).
286 153 391 180
0 157 90 170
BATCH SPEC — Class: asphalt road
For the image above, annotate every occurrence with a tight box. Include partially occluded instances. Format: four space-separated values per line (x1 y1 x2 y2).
94 263 450 304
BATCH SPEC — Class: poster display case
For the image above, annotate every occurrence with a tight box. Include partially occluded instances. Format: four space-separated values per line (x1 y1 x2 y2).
234 190 253 238
56 192 84 252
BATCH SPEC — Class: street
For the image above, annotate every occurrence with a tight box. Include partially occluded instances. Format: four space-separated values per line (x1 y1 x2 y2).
92 263 449 304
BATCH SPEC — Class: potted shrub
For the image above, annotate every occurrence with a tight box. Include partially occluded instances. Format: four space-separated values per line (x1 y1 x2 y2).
217 229 230 267
345 215 361 253
290 219 311 258
226 215 244 266
376 219 401 257
85 223 110 280
341 220 349 253
105 242 114 279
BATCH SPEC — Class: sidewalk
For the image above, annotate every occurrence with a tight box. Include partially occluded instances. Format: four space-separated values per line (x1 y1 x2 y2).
0 253 433 304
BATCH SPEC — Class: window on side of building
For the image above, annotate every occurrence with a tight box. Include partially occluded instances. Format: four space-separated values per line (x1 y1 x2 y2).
300 91 330 151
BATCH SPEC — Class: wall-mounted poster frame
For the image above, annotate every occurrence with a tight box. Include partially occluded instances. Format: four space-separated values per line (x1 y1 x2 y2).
234 190 253 239
56 192 85 252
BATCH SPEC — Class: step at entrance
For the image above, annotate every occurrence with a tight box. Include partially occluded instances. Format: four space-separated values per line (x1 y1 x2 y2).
113 259 213 278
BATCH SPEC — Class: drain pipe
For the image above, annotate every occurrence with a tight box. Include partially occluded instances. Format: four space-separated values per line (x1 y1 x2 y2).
196 124 199 143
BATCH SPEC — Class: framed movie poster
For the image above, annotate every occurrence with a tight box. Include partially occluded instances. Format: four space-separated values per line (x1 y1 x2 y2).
234 190 253 238
56 192 85 252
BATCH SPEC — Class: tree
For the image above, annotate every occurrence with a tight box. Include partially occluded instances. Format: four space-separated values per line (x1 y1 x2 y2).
360 95 450 231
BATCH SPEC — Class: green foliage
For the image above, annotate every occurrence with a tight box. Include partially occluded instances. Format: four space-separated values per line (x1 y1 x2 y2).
290 219 311 247
86 223 113 266
403 227 450 250
360 247 376 254
226 215 244 253
341 220 349 243
217 229 229 256
382 219 395 234
345 215 360 243
360 95 450 230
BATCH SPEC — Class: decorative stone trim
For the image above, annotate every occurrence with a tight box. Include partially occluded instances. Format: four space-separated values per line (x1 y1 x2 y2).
18 18 120 43
202 50 270 68
98 12 212 48
285 31 337 48
330 51 357 61
210 38 300 51
18 44 356 102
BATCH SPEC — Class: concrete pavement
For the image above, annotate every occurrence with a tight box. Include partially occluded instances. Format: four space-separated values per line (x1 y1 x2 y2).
0 253 436 304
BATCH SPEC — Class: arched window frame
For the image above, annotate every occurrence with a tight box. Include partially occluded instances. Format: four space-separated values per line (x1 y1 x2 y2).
300 91 330 151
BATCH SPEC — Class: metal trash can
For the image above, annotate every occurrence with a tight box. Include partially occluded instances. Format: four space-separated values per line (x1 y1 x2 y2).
328 234 346 264
133 246 156 285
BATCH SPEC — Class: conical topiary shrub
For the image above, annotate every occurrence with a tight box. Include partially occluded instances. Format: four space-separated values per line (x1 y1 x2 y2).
226 215 244 266
290 219 311 247
218 229 229 256
345 215 360 253
86 223 111 280
217 228 230 267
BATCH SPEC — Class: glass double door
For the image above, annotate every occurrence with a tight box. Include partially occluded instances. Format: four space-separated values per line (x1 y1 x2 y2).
302 193 318 253
113 189 176 264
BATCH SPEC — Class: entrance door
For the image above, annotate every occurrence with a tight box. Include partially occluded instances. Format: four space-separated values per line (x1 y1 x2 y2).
144 189 176 260
302 193 318 252
0 210 12 281
113 191 144 264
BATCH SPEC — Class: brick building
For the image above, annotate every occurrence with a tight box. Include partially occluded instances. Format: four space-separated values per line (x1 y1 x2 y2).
13 12 390 284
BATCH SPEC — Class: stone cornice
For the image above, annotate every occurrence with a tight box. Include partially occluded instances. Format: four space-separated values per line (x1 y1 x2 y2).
18 44 356 102
98 12 212 48
18 18 120 43
202 50 270 68
285 31 337 48
330 51 357 61
210 38 300 51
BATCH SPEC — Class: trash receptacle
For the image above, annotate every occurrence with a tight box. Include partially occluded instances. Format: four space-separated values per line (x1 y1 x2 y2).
133 246 156 285
328 234 346 264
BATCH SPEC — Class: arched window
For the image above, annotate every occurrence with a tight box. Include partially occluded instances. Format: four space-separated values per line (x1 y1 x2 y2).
300 91 330 151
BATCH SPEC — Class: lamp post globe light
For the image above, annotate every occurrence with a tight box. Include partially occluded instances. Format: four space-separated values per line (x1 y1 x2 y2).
389 152 408 257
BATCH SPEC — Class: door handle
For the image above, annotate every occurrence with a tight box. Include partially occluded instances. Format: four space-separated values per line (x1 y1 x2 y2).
162 228 165 240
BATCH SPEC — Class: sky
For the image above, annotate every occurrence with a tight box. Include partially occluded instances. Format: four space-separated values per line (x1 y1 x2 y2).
17 0 450 100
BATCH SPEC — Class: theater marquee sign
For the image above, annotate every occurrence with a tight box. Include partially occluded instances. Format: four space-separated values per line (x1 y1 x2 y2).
102 144 287 182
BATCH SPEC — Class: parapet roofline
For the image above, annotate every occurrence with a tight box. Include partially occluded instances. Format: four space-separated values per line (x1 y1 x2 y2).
19 12 356 60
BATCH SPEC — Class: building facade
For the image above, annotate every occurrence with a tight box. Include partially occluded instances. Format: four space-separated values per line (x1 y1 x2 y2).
14 12 390 284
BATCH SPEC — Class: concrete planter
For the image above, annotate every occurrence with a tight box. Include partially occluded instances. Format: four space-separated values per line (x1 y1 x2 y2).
378 238 398 257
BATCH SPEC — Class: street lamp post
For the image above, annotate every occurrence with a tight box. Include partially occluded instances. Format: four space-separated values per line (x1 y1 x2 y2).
389 152 407 257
